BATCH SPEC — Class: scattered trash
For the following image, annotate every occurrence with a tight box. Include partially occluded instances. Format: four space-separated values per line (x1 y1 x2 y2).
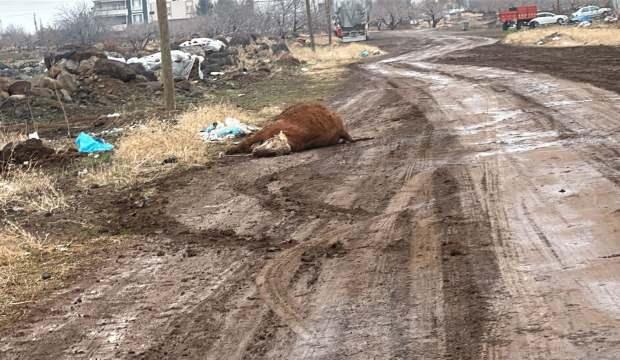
604 14 618 23
28 132 40 140
127 50 204 80
98 127 125 137
179 38 227 52
105 51 127 63
577 21 592 28
75 132 114 153
41 272 52 280
210 71 225 76
360 50 370 57
559 188 566 193
200 117 259 142
106 113 121 118
301 67 309 72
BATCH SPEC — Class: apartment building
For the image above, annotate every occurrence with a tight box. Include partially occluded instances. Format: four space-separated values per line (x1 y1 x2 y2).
149 0 198 21
93 0 151 29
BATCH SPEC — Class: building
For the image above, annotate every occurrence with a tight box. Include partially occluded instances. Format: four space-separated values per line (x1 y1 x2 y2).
94 0 151 29
149 0 198 21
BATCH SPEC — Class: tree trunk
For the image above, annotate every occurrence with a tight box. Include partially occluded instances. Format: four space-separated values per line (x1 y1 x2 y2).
304 0 316 52
326 0 332 45
156 0 176 111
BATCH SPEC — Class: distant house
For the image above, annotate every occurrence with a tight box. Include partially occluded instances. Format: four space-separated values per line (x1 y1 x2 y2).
149 0 198 21
94 0 151 29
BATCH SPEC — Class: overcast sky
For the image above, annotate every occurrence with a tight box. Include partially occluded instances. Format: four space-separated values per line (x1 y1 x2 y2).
0 0 92 33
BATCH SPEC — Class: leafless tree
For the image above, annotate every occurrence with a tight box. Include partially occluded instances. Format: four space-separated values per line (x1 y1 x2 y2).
0 25 34 49
270 0 306 36
55 1 106 46
373 0 412 30
125 23 158 51
417 0 446 28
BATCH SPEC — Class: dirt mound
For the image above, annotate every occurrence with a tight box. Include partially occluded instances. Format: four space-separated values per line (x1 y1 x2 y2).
44 48 106 70
1 139 56 164
227 102 352 156
535 32 581 46
93 59 137 82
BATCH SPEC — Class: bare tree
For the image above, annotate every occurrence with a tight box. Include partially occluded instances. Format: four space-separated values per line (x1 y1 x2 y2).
0 25 33 49
125 23 158 52
55 1 106 46
417 0 446 28
373 0 411 30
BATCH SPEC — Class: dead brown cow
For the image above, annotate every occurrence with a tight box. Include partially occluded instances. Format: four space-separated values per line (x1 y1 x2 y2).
226 102 353 157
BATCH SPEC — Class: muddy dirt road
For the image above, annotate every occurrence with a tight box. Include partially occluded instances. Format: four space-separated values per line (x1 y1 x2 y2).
1 30 620 359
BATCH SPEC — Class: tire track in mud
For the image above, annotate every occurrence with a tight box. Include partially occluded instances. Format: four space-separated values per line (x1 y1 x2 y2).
252 92 439 352
431 166 500 360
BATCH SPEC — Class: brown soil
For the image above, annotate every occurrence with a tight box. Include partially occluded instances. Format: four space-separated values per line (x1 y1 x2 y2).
1 30 619 360
434 42 620 94
0 138 80 170
1 138 55 164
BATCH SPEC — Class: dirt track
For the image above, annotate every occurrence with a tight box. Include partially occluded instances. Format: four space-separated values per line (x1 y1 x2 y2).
1 30 620 359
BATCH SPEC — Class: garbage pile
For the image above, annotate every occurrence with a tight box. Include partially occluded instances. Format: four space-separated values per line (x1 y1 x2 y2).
1 36 301 114
128 50 204 80
188 34 300 76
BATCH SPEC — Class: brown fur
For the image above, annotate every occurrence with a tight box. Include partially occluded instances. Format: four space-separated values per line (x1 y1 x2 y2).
227 102 352 155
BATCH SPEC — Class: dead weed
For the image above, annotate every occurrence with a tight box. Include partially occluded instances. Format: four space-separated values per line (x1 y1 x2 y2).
504 26 620 46
77 103 260 189
290 41 383 69
0 168 67 213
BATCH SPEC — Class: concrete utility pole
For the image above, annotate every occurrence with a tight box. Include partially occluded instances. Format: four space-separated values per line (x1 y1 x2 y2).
305 0 316 52
156 0 176 110
325 0 332 45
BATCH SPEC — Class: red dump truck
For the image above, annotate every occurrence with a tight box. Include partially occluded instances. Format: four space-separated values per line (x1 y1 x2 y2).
499 5 538 30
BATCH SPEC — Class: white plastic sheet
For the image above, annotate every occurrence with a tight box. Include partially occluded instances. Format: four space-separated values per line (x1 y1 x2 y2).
127 50 204 80
179 38 226 52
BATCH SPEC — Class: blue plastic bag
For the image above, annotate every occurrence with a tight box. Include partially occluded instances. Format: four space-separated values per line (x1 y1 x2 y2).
75 132 114 153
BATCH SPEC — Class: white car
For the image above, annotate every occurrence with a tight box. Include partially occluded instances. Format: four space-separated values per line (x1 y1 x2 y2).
570 6 612 22
528 12 569 27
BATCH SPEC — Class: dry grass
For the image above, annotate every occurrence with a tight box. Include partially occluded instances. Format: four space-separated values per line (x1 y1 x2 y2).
290 42 384 69
504 26 620 46
0 168 67 213
0 221 48 266
0 130 26 149
78 103 260 189
0 221 51 313
0 223 132 320
78 161 154 189
116 103 256 164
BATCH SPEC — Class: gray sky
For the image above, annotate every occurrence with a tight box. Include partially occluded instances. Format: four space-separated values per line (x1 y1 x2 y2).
0 0 92 33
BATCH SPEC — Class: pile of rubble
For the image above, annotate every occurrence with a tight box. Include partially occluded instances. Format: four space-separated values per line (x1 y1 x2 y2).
0 59 45 78
0 36 301 114
179 34 300 76
0 48 158 106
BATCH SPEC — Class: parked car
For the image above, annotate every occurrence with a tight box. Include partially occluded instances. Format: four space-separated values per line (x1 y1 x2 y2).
570 5 612 22
528 12 569 27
